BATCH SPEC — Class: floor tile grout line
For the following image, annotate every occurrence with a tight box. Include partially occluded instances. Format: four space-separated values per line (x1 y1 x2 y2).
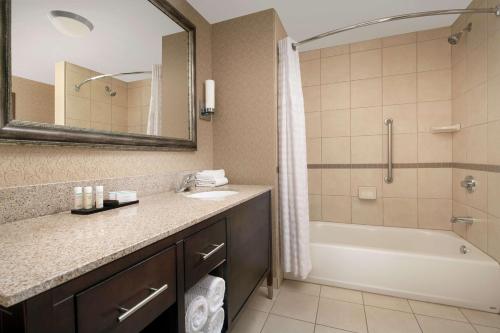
362 293 370 333
459 307 480 333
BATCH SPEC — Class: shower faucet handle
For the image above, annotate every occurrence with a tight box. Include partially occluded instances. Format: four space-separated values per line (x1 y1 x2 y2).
460 176 476 193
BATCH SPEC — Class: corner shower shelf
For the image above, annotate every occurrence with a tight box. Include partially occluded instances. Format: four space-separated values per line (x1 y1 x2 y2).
430 124 461 134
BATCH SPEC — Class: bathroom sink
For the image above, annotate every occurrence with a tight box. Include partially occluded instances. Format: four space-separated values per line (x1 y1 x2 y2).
186 191 239 200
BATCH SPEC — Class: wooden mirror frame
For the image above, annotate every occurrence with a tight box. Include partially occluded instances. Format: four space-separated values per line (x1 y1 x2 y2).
0 0 197 151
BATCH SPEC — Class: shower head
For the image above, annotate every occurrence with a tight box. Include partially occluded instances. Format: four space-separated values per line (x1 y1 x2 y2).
105 85 117 97
448 22 472 45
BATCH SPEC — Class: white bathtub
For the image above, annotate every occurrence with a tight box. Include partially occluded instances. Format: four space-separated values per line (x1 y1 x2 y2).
287 221 500 313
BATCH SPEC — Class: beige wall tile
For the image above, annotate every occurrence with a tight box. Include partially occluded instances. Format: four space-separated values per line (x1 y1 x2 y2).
351 135 383 163
301 59 321 87
66 95 90 121
351 49 382 80
488 29 500 78
127 109 141 127
306 112 321 138
66 68 91 98
487 74 500 121
452 130 467 163
383 73 417 105
384 133 418 163
487 215 500 262
321 44 350 58
383 198 418 228
307 138 322 164
91 101 111 124
309 195 322 220
467 3 488 51
417 27 451 42
417 38 451 72
488 120 500 165
300 50 320 62
66 118 90 128
352 198 383 225
303 86 321 113
383 104 417 134
467 43 488 92
417 69 451 102
111 105 128 127
321 82 350 110
466 125 488 164
351 78 382 108
128 86 144 107
383 168 418 198
382 32 416 47
452 168 467 204
466 207 488 252
322 195 352 223
417 101 452 132
322 137 350 164
91 122 111 131
308 169 322 195
418 168 452 199
418 199 452 230
418 133 452 162
322 169 351 196
452 58 467 97
383 44 416 76
321 110 350 137
321 54 350 84
350 39 381 53
111 84 128 108
351 169 383 197
351 107 382 136
488 172 500 218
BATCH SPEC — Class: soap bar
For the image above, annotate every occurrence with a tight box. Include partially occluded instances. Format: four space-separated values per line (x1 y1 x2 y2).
359 186 377 200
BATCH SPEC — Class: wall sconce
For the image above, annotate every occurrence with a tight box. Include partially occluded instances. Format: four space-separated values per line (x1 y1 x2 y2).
200 80 215 120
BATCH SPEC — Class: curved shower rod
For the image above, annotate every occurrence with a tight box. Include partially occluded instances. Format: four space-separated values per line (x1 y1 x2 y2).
74 71 152 91
292 6 500 49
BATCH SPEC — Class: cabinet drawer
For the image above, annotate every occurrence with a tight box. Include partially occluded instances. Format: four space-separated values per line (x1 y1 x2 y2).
185 219 226 289
76 246 176 333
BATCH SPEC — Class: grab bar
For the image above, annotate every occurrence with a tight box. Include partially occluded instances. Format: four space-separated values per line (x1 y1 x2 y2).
384 118 393 184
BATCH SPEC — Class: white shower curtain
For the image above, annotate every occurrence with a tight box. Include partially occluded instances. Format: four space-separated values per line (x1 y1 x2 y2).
278 37 312 279
147 64 162 136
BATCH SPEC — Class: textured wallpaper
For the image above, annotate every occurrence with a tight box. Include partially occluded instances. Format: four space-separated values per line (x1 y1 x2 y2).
0 0 213 189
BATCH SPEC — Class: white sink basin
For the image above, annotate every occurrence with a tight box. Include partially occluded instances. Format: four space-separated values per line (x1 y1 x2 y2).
186 190 239 200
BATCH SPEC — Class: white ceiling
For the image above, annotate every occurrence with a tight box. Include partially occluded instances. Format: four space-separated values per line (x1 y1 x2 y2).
12 0 184 85
187 0 472 51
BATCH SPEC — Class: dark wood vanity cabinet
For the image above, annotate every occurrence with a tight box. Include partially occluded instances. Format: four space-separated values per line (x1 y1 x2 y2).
0 191 271 333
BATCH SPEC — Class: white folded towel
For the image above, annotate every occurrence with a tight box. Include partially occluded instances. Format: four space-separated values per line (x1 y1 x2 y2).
185 292 209 333
197 169 225 178
196 177 229 188
190 275 226 314
202 307 224 333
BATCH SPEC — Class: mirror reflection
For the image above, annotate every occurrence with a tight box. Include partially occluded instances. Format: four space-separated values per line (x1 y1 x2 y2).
11 0 191 140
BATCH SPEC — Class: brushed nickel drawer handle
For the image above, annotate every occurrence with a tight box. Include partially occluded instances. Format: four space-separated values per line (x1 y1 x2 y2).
117 284 168 322
198 243 225 261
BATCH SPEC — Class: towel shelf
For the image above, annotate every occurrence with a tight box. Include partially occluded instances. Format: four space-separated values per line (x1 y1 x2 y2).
430 124 461 133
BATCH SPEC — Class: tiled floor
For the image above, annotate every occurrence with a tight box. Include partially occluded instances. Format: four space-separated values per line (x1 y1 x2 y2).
231 280 500 333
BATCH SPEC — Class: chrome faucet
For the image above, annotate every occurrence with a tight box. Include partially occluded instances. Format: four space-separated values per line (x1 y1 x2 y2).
450 216 474 225
175 173 196 193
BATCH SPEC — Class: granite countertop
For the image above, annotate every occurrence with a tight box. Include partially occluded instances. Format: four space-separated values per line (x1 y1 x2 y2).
0 185 271 308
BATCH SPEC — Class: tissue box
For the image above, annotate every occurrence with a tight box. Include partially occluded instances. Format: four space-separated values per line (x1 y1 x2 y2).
358 187 376 200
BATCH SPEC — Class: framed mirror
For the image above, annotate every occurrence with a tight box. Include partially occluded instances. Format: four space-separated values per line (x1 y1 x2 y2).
0 0 197 150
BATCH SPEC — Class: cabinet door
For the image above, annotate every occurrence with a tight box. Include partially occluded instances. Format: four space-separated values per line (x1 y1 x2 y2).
227 193 271 322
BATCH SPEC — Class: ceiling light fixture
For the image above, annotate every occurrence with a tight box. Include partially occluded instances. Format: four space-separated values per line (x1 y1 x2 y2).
48 10 94 37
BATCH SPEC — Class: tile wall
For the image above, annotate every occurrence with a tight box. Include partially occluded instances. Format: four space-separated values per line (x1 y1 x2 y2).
300 27 454 230
451 0 500 262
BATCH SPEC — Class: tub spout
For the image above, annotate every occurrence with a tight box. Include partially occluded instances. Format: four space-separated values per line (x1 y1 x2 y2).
450 216 474 225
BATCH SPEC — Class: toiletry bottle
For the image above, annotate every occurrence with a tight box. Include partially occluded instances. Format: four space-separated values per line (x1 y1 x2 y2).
74 187 83 210
95 186 104 209
83 186 93 209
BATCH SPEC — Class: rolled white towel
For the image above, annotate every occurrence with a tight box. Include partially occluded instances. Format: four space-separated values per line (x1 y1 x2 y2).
185 292 209 333
190 275 225 314
196 177 229 188
202 307 224 333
